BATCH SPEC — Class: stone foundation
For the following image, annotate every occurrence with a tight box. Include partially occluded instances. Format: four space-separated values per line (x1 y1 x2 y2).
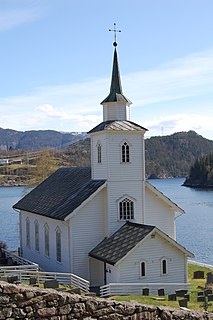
0 281 213 319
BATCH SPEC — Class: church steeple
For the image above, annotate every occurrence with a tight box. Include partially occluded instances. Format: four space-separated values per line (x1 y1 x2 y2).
101 45 131 104
101 41 132 121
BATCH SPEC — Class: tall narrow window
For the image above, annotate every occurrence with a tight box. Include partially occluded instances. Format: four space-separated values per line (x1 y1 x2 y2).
140 261 146 277
161 258 167 275
97 143 102 163
26 218 30 248
44 224 50 257
122 142 130 163
119 197 134 220
34 220 39 251
56 227 62 263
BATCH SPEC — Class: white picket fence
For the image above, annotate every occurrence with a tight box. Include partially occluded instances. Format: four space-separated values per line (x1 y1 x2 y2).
1 249 39 271
0 249 90 292
0 269 90 292
100 282 190 297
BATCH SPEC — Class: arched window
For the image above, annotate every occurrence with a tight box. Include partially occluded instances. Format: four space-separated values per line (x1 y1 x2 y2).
97 143 102 163
34 220 39 251
119 197 134 220
140 261 146 277
161 258 168 275
26 218 30 248
56 227 62 263
44 223 50 257
121 142 130 163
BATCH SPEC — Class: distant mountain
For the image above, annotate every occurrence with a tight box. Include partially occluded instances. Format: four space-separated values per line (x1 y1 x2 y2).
0 128 87 151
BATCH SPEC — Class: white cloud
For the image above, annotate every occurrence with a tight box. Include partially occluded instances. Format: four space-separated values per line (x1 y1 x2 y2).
144 113 213 138
1 48 213 136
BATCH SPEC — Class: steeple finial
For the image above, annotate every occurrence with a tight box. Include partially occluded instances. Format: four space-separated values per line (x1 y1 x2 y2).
109 23 121 47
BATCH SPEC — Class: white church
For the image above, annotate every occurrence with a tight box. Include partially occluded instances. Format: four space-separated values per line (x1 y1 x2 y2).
14 40 193 293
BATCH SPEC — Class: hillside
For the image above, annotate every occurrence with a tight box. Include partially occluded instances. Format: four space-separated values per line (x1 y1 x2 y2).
183 153 213 188
1 130 213 185
0 128 86 151
58 130 213 178
145 130 213 178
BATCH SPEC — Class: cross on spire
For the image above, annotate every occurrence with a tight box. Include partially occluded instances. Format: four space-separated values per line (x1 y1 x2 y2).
109 23 121 46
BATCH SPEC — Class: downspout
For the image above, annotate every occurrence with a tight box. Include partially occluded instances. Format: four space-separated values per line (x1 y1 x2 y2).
104 262 107 285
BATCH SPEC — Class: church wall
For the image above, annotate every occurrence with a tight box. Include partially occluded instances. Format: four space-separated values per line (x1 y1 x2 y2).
70 188 106 280
118 233 186 285
107 180 145 235
20 211 70 273
106 132 145 182
91 132 108 180
103 103 129 121
89 258 105 286
144 187 175 238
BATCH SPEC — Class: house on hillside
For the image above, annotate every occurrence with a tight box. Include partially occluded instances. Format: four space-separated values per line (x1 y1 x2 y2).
13 40 193 293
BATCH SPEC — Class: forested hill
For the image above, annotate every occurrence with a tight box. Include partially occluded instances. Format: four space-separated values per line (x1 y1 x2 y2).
145 130 213 178
60 130 213 178
183 153 213 188
1 129 213 179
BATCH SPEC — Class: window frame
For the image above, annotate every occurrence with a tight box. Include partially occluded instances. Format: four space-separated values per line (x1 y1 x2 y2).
44 223 50 257
97 142 102 164
140 260 146 278
121 141 130 163
56 227 62 263
26 217 30 248
34 220 40 252
118 196 135 221
161 257 168 275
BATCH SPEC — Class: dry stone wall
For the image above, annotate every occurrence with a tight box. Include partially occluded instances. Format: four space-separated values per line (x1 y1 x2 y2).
0 281 213 319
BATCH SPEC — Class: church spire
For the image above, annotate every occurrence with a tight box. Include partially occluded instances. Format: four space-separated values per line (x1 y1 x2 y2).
101 25 132 105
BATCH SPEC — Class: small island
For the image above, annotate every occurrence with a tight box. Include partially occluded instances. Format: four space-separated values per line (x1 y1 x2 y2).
183 153 213 188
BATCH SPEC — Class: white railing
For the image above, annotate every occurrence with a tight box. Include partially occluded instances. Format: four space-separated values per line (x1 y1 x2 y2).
1 249 39 270
0 269 90 292
188 259 213 270
100 282 189 297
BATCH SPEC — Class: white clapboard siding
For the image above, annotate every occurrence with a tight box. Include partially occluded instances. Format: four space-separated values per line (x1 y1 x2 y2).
89 258 105 287
91 131 145 182
70 188 106 280
107 132 145 181
145 188 175 238
91 132 108 180
118 233 186 284
107 180 145 235
20 211 70 273
103 103 129 121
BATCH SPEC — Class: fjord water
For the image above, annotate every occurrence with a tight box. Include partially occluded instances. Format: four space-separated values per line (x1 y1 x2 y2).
151 178 213 265
0 178 212 265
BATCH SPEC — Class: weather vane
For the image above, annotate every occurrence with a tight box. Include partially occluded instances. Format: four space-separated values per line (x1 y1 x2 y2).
109 23 121 46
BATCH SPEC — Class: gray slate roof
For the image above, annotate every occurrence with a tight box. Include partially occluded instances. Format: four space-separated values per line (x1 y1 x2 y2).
13 167 106 221
89 222 155 265
88 120 148 134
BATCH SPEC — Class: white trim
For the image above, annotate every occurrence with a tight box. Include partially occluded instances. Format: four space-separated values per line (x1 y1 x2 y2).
160 257 168 275
140 260 147 278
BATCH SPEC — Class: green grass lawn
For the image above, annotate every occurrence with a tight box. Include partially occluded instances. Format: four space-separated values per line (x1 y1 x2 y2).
112 263 213 312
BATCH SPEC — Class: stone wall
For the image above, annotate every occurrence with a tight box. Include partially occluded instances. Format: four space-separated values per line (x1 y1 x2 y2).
0 281 213 319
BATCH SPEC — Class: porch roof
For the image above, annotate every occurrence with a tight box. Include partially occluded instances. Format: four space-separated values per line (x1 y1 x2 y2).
89 222 155 265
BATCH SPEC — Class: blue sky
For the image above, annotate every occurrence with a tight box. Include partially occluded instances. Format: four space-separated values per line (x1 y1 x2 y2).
1 0 213 139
